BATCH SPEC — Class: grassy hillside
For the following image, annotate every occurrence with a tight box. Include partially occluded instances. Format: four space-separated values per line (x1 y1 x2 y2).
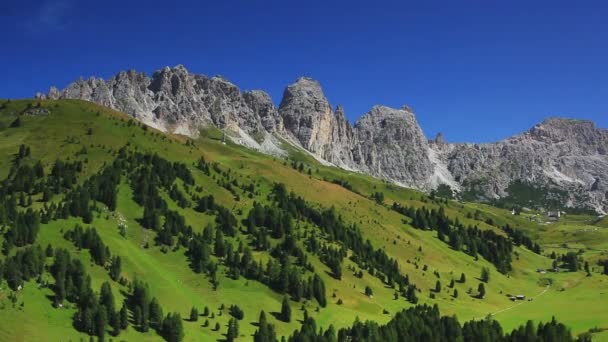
0 99 606 341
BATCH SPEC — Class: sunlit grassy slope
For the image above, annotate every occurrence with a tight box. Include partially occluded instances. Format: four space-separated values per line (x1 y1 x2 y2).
0 99 606 341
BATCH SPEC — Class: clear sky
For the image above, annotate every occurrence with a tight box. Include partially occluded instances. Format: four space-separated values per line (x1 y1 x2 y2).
1 0 607 142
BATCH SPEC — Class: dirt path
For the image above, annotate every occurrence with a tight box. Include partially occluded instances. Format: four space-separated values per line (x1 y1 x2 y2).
475 284 551 320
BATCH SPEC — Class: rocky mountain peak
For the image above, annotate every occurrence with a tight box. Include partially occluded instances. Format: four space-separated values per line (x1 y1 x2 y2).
354 105 434 188
279 77 334 152
531 117 598 137
356 105 419 129
516 117 608 156
433 132 446 145
401 104 414 113
40 65 608 213
280 77 329 109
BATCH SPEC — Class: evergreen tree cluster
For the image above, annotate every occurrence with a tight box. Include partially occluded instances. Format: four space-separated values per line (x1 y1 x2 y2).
331 178 354 191
253 310 277 342
246 202 294 240
501 224 541 253
186 226 328 306
229 304 244 320
393 203 514 273
156 209 192 246
128 278 183 341
195 156 211 176
371 191 384 204
286 303 579 342
47 159 83 192
64 225 111 266
269 183 417 302
194 194 237 236
1 244 45 290
556 251 582 272
50 249 127 340
49 160 121 224
4 209 40 249
169 184 190 208
161 312 185 342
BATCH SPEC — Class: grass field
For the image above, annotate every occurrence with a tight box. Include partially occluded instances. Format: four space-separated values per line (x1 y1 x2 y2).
0 99 606 341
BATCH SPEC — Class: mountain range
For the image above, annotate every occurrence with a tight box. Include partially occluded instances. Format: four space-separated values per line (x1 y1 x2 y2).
37 65 608 213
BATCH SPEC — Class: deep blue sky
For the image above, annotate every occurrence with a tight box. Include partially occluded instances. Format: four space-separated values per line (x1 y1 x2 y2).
2 0 607 142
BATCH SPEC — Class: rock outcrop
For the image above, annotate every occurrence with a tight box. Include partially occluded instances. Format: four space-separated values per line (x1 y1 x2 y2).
353 105 434 187
439 118 608 211
44 65 284 153
41 65 608 213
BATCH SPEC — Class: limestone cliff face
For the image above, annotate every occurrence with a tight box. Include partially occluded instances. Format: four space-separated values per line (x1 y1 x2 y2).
41 65 608 213
45 65 283 152
438 118 608 211
353 105 434 187
278 77 358 168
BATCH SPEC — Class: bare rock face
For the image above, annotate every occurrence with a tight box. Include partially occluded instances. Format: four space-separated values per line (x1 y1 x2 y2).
243 90 282 133
328 105 358 169
43 66 608 212
440 118 608 212
46 65 284 152
354 105 434 187
279 77 336 152
278 77 359 168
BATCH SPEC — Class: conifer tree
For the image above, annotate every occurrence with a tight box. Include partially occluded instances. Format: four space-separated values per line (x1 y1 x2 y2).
477 283 486 299
481 267 490 283
280 297 291 322
120 303 129 329
189 306 199 322
226 317 239 342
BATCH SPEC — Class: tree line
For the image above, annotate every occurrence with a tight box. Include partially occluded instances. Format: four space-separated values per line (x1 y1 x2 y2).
393 203 517 273
286 303 584 342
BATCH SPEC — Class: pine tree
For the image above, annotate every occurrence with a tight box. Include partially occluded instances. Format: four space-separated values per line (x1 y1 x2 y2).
109 256 122 281
99 282 116 319
94 306 107 341
280 297 291 322
120 303 129 329
481 267 490 283
459 272 466 283
312 275 327 307
477 283 486 299
45 244 54 257
133 306 142 328
190 306 199 322
110 309 121 336
149 297 164 329
254 310 277 342
161 312 184 342
226 317 239 342
435 280 441 293
214 230 225 257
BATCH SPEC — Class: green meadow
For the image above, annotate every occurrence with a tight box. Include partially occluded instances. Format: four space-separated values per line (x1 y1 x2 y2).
0 99 606 341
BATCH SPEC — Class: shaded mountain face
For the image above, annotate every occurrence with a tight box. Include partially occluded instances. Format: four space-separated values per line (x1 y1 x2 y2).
40 65 608 213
